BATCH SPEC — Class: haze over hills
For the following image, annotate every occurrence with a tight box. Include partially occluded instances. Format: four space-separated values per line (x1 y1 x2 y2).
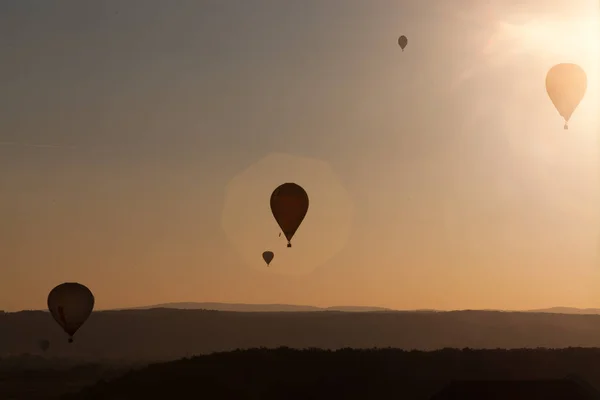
526 307 600 315
110 302 393 312
6 309 600 362
8 301 600 315
106 302 600 315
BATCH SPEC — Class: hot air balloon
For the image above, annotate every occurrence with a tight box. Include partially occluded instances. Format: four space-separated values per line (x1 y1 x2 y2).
47 282 95 343
262 251 274 266
545 63 587 129
39 339 50 352
270 183 309 248
398 35 408 51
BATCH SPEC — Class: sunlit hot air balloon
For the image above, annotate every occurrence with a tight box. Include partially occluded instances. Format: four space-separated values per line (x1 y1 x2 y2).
398 35 408 51
47 282 95 343
39 339 50 352
262 251 274 266
270 183 309 248
545 63 587 130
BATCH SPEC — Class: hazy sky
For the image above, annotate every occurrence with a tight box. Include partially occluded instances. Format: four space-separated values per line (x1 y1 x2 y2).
1 0 599 312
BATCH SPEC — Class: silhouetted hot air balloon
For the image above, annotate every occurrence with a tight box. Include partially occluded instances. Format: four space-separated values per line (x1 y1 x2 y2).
545 63 587 129
270 183 309 248
262 251 274 266
39 339 50 352
47 282 95 343
398 35 408 51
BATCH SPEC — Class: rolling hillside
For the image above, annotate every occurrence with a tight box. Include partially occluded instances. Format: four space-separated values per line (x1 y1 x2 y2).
4 309 600 362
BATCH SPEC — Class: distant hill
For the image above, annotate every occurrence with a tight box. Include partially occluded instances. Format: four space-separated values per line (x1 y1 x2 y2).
526 307 600 315
7 309 600 362
62 348 600 400
115 302 392 313
325 305 391 312
112 303 600 315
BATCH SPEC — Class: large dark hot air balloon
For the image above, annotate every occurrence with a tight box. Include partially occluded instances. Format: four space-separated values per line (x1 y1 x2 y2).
398 35 408 51
545 63 587 130
270 183 309 248
47 282 95 343
262 251 274 266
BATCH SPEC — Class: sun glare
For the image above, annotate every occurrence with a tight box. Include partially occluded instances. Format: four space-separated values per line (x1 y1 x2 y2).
496 14 597 61
490 6 599 128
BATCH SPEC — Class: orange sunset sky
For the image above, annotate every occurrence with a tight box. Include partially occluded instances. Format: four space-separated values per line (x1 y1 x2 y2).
1 0 599 312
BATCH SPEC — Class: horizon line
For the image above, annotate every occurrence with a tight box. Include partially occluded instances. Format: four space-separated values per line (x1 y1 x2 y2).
2 302 598 314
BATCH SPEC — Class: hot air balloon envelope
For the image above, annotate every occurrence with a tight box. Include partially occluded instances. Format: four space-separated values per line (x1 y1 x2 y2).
545 63 587 129
47 282 95 343
398 35 408 51
262 251 274 266
270 183 309 248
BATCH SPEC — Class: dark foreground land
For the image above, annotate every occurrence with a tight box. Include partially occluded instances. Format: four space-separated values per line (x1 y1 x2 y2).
7 309 600 398
0 357 134 400
16 347 599 399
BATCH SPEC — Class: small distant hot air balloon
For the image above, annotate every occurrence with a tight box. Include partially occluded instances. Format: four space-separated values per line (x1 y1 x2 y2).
545 63 587 130
262 251 274 266
270 183 309 248
398 35 408 51
39 339 50 352
47 282 95 343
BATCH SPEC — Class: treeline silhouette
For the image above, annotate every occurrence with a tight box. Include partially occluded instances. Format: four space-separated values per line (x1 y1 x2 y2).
0 358 131 400
60 347 600 400
7 309 600 361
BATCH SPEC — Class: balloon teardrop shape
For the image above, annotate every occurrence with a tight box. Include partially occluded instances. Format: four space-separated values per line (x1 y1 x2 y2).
262 251 274 266
47 282 95 343
545 63 587 128
398 35 408 51
270 183 309 248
